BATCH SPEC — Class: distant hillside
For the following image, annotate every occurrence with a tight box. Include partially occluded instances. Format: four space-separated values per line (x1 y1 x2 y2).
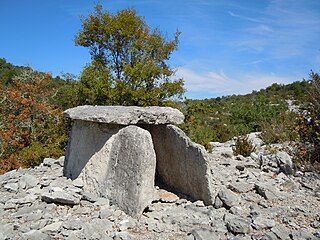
0 58 31 85
180 80 311 149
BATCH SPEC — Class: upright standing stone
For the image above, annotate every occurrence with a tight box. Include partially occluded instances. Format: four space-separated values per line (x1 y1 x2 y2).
145 124 215 205
104 125 156 217
67 125 156 217
63 120 123 180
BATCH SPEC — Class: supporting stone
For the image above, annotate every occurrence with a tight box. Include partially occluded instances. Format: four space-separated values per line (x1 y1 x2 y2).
145 124 215 205
64 123 156 217
63 120 123 180
103 125 156 217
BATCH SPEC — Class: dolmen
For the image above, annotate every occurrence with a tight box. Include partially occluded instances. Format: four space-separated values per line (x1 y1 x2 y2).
63 105 215 217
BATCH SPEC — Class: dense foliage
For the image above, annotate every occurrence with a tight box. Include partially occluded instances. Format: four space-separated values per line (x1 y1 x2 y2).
0 58 29 85
294 71 320 170
180 83 301 145
74 4 184 106
0 67 69 174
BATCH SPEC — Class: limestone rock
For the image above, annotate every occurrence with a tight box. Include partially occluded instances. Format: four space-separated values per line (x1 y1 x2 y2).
228 181 254 193
41 187 81 205
254 183 283 200
3 182 19 192
64 120 123 180
64 105 184 125
252 216 276 230
145 124 215 205
20 174 39 190
214 195 224 209
0 150 320 239
190 228 224 239
275 151 294 175
225 217 251 234
271 225 291 240
216 187 239 209
75 125 156 217
104 125 156 217
22 230 50 240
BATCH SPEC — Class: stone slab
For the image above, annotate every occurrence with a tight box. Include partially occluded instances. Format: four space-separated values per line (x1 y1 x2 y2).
65 124 156 217
63 120 123 180
64 105 184 125
103 125 156 217
144 124 215 205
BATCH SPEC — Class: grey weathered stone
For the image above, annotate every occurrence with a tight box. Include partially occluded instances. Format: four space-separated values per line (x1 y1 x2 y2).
0 224 14 239
82 219 114 239
42 158 57 167
113 231 134 240
144 124 215 205
41 221 62 232
217 187 239 209
56 156 65 167
3 182 19 192
41 187 81 205
64 120 123 180
228 181 254 193
229 206 245 216
254 183 283 200
22 230 50 240
291 230 317 240
75 125 156 217
64 106 215 210
191 228 223 240
271 225 291 240
2 128 320 239
104 126 156 217
247 132 263 146
252 216 276 230
275 151 294 175
194 200 205 207
64 105 184 125
82 191 98 203
8 194 38 205
20 174 39 190
226 217 251 234
262 231 280 240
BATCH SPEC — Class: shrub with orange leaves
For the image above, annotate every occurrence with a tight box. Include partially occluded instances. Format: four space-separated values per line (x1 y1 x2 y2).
0 69 68 173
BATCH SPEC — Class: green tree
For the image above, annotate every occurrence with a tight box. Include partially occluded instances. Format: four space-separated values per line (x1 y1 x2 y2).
75 4 184 106
0 58 28 85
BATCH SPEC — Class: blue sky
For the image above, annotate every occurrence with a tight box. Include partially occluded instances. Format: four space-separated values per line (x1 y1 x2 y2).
1 0 319 99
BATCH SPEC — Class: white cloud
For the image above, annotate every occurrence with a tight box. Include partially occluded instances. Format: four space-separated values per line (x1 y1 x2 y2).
228 11 262 23
228 1 320 59
246 24 274 36
177 67 293 99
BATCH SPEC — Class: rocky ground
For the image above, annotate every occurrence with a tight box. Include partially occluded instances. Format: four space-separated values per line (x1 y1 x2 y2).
0 133 319 240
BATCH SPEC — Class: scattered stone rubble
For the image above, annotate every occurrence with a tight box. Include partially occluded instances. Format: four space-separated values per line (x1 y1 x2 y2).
1 133 319 239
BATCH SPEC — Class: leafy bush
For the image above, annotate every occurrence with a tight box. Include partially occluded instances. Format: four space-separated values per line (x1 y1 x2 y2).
293 71 320 171
261 111 299 144
233 135 256 157
0 69 69 173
